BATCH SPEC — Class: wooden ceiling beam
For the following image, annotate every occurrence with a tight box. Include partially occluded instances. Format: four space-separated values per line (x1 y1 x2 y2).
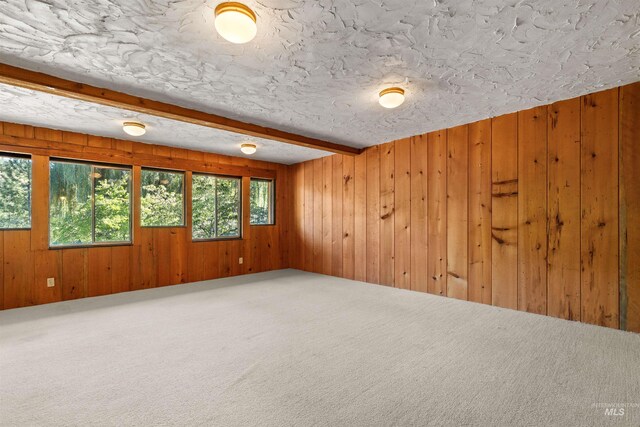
0 63 362 156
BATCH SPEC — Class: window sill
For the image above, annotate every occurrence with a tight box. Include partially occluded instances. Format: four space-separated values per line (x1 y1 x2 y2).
192 237 242 243
141 225 187 229
48 242 133 250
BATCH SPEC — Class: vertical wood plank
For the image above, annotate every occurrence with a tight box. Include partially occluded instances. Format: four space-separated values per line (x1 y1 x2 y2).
331 155 343 277
87 247 112 297
342 156 355 280
111 246 131 293
322 156 333 275
581 88 619 328
135 229 156 289
293 164 304 270
366 147 380 284
427 131 447 296
204 242 220 279
62 249 86 300
313 159 324 273
3 230 34 308
491 113 519 309
303 162 314 272
379 142 395 286
446 125 469 300
548 98 581 321
410 135 428 293
354 152 367 282
468 119 492 305
155 229 171 286
394 138 411 289
518 106 548 314
620 82 640 333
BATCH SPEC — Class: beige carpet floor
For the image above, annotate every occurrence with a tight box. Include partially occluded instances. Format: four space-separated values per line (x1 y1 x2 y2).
1 269 639 426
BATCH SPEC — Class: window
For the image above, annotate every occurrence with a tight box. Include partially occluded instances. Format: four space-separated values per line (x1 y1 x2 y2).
49 160 131 246
140 168 185 227
250 178 274 225
0 154 31 229
192 174 241 240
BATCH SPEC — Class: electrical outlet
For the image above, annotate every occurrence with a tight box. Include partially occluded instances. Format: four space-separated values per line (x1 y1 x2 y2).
46 278 55 288
239 257 243 265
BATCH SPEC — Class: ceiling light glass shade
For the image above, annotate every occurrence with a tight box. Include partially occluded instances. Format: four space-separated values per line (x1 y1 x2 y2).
241 143 257 155
378 87 405 109
215 2 257 44
122 122 146 136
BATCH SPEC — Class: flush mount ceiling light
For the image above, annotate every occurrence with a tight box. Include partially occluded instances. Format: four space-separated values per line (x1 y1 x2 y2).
240 143 257 155
378 87 405 109
122 122 146 136
215 2 257 44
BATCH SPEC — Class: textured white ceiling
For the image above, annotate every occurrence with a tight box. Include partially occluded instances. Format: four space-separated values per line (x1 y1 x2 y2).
0 83 329 164
0 0 638 153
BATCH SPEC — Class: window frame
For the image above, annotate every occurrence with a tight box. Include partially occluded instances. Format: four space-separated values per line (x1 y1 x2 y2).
249 177 275 226
140 167 186 228
191 172 243 242
0 152 32 231
48 158 133 249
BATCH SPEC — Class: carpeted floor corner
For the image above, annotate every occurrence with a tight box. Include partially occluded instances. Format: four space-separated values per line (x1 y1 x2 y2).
1 269 639 426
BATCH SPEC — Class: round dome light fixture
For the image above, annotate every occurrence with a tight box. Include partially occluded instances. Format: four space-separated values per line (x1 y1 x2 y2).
240 143 257 155
123 122 146 136
215 2 257 44
378 87 405 109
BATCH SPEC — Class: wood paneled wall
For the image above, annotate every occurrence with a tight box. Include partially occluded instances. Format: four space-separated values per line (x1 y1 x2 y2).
289 83 640 332
0 121 290 310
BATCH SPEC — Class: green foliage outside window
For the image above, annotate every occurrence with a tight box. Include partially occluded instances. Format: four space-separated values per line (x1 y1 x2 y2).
49 161 131 246
192 174 240 240
250 179 274 225
0 155 31 229
141 169 184 227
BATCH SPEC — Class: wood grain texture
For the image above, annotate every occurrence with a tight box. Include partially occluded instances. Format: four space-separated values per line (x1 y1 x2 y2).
581 88 619 328
342 156 355 280
379 142 395 286
313 158 324 274
3 230 33 308
322 156 333 276
468 120 492 305
292 163 304 270
517 106 548 314
427 131 447 296
62 249 86 300
331 155 343 277
620 82 640 333
491 113 519 310
410 135 428 293
303 161 314 272
394 138 411 289
547 98 581 321
446 125 468 300
366 147 380 284
354 153 367 282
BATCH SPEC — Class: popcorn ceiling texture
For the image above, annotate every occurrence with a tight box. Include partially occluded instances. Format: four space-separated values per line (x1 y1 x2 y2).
0 84 328 164
0 0 638 151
